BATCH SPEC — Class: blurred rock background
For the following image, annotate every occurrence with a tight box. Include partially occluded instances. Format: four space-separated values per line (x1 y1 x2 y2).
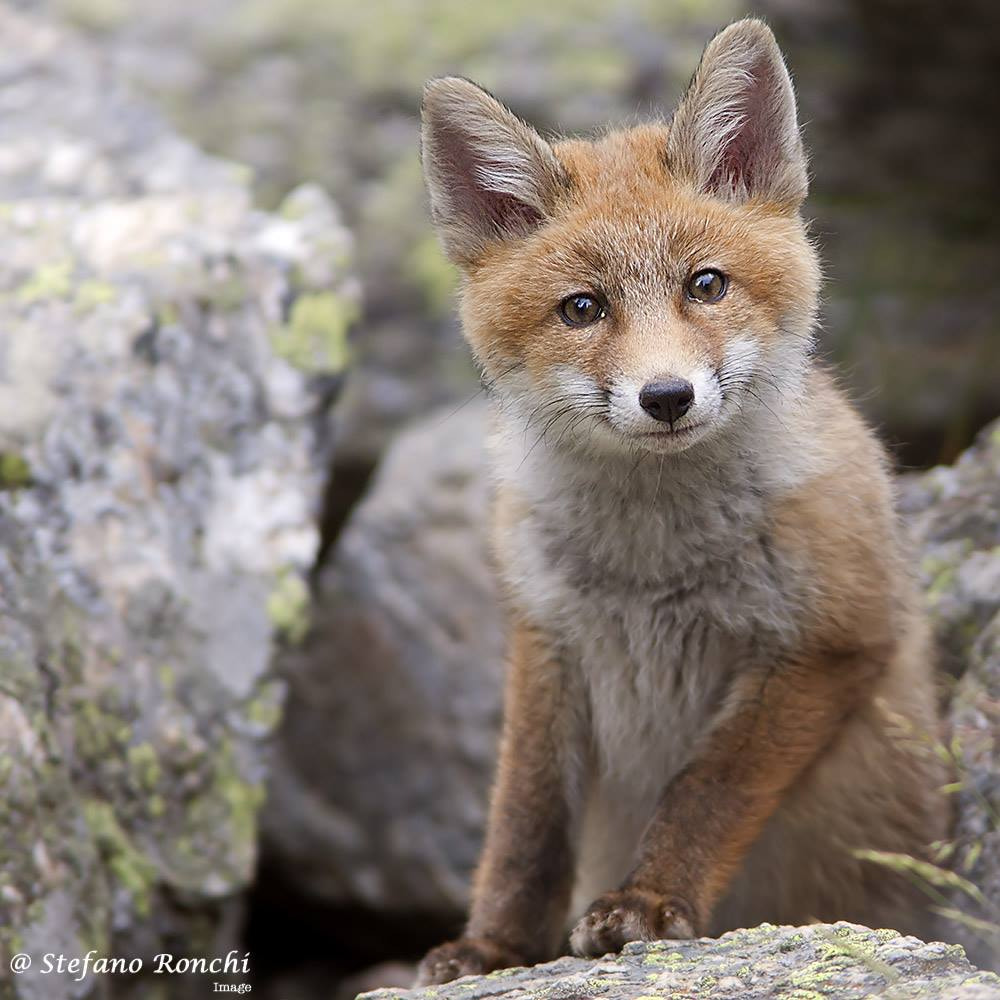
1 0 998 997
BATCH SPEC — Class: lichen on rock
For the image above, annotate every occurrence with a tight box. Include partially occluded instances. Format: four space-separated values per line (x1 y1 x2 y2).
900 417 1000 966
360 924 1000 1000
0 5 356 991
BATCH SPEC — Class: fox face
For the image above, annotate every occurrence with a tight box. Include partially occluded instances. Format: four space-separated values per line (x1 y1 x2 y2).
422 20 821 457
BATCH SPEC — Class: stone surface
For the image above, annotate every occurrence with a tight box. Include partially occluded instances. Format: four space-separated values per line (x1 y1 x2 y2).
900 417 1000 967
360 924 1000 1000
262 400 504 918
0 6 355 995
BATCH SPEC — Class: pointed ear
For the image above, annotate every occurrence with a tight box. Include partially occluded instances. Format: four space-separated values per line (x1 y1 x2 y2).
666 19 808 208
421 77 566 266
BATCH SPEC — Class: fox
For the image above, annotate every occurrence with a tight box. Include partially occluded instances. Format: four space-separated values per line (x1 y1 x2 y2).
415 18 948 985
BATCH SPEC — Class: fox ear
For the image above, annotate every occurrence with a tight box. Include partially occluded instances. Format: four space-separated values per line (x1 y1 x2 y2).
421 77 566 266
666 19 807 208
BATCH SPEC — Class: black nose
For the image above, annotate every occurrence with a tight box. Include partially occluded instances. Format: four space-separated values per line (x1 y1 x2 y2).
639 378 695 424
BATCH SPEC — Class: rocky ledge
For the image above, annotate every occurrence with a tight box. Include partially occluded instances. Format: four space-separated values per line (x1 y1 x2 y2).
362 924 1000 1000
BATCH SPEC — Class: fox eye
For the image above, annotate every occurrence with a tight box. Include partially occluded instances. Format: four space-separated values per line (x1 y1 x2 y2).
559 293 605 327
687 269 728 304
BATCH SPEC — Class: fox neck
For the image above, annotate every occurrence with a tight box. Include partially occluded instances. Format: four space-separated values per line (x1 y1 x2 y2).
492 370 819 582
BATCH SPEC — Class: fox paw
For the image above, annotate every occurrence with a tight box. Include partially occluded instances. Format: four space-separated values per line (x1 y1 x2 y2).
569 888 698 958
415 938 523 986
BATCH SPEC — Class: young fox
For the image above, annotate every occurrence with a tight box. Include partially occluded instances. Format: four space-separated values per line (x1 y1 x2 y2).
417 19 947 984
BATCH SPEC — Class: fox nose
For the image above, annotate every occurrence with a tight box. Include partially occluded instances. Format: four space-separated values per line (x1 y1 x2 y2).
639 378 695 423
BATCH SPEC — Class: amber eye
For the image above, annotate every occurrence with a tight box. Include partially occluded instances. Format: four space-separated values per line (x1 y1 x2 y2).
559 293 606 327
687 269 728 304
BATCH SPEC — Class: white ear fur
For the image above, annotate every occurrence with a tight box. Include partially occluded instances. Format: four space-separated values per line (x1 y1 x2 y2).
667 19 808 208
421 77 566 265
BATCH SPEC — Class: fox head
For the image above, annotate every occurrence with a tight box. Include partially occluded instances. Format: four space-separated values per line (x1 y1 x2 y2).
421 19 820 457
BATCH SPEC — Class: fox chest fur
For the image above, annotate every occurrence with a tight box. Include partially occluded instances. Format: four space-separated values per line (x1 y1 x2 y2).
495 425 807 898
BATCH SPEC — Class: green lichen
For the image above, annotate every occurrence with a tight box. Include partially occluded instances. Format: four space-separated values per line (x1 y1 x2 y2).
204 274 248 312
787 958 844 990
74 699 133 761
927 565 957 598
245 681 284 731
157 302 180 326
966 972 1000 987
642 949 688 967
215 742 266 851
228 162 255 187
0 452 32 489
222 777 265 850
267 569 311 644
279 195 308 221
73 279 116 314
127 742 162 793
157 663 175 692
17 260 74 304
60 0 128 30
270 292 354 374
83 799 157 918
405 233 458 317
874 927 900 943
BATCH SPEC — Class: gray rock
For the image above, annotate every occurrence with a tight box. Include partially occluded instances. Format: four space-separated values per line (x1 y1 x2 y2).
262 400 503 917
360 924 1000 1000
0 6 355 993
900 418 1000 966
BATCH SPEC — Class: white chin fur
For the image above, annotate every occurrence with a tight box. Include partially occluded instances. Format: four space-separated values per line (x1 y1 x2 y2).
495 334 807 460
606 362 725 453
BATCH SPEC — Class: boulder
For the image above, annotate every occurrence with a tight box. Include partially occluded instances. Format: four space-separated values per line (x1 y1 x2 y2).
360 924 1000 1000
899 418 1000 966
0 6 356 996
262 400 503 920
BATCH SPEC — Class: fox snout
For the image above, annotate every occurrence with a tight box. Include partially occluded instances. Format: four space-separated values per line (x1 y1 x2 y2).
597 354 730 453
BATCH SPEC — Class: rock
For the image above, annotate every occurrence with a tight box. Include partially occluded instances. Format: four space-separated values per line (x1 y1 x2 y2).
360 924 1000 1000
0 6 355 994
899 417 1000 966
900 419 1000 679
261 400 504 920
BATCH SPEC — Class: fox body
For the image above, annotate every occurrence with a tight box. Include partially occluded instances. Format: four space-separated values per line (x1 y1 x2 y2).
417 19 947 984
